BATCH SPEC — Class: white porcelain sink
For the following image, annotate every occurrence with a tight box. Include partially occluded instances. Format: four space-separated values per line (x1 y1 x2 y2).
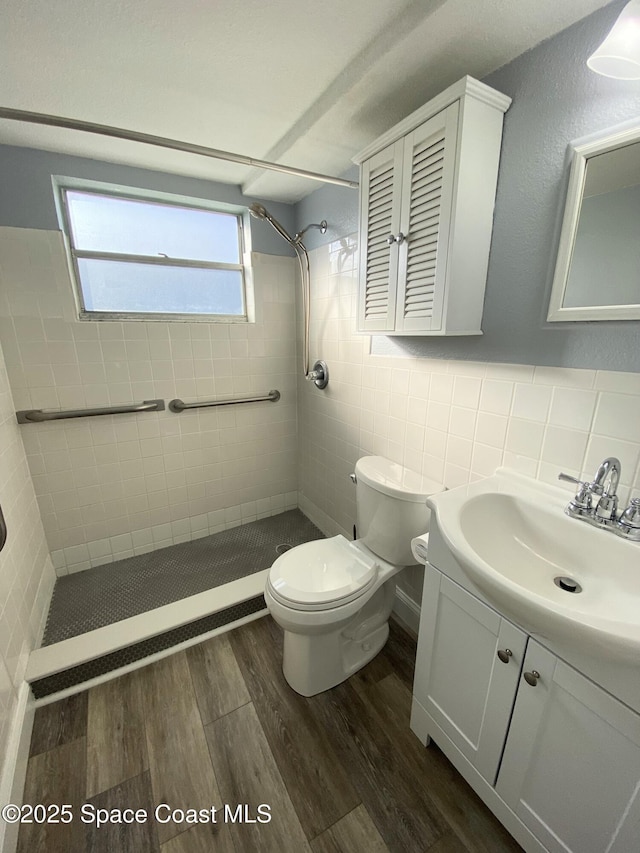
427 469 640 663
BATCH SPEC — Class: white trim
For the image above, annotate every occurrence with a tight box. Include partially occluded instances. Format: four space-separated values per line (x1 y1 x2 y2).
0 683 35 853
51 176 254 324
547 118 640 323
393 586 421 635
353 76 511 164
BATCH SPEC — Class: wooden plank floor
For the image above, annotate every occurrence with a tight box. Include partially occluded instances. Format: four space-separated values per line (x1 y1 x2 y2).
18 617 523 853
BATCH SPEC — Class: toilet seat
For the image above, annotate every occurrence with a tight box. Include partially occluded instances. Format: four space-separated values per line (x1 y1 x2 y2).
268 535 379 611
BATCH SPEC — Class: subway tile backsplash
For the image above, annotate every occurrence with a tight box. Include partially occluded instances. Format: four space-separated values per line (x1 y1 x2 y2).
0 227 298 574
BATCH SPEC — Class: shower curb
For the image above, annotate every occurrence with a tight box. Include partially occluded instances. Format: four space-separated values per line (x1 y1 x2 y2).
30 595 266 699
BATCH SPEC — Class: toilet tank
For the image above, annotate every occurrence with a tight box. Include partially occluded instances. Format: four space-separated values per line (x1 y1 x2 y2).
354 456 445 566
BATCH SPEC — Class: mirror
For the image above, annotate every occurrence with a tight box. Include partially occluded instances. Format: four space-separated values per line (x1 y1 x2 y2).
548 121 640 322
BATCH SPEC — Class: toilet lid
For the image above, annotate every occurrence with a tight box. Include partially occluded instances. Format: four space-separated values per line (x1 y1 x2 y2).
268 535 378 607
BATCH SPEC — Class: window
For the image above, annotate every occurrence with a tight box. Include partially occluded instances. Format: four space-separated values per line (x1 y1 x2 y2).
54 179 252 321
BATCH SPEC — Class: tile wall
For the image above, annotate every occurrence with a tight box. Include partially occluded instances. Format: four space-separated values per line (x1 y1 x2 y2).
297 235 640 611
0 335 54 772
0 227 298 574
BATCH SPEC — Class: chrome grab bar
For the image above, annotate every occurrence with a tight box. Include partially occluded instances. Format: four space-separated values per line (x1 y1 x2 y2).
16 399 165 424
169 390 280 412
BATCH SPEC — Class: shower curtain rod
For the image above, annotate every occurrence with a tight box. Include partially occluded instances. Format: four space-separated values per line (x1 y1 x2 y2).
0 107 359 190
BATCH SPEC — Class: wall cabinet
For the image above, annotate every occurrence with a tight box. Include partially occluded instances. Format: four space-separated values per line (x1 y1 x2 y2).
412 564 640 853
354 76 511 336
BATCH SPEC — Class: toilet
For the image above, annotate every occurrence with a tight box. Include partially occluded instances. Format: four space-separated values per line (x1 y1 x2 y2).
265 456 444 696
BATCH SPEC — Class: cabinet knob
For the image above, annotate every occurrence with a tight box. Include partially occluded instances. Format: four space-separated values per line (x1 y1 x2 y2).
497 648 513 664
386 232 406 246
524 670 541 687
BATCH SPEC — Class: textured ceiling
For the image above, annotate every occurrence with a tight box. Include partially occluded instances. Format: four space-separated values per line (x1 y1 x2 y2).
0 0 614 201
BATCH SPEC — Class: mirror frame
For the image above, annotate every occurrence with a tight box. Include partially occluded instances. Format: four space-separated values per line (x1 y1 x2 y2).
547 119 640 322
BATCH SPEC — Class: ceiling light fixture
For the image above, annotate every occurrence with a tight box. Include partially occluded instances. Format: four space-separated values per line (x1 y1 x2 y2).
588 0 640 79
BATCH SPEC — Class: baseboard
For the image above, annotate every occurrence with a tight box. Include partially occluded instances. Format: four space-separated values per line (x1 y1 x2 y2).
393 586 421 635
0 682 35 853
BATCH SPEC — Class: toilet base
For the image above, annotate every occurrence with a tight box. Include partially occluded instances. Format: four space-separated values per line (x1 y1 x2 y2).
282 621 390 697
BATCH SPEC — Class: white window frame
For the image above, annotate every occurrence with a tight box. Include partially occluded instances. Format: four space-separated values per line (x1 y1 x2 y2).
52 176 255 323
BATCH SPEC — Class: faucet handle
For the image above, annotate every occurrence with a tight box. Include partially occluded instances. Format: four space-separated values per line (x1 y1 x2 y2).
619 498 640 530
558 472 582 486
558 472 595 516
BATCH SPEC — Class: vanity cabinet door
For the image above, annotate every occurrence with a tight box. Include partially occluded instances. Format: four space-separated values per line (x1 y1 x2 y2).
496 640 640 853
413 566 527 783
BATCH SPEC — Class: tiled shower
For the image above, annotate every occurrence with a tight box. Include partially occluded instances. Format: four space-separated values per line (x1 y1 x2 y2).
0 229 299 575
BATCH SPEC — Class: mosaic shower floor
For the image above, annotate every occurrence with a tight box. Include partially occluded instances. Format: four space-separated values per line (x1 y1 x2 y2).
42 509 323 646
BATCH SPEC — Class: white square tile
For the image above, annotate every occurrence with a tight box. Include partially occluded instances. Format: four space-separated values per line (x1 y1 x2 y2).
471 443 503 477
479 379 513 415
426 401 450 432
541 426 588 470
475 412 508 449
405 423 425 452
429 374 454 403
446 435 472 470
511 383 552 423
449 406 477 440
594 371 640 395
406 397 428 425
593 392 640 443
548 387 597 431
505 418 545 459
452 375 481 409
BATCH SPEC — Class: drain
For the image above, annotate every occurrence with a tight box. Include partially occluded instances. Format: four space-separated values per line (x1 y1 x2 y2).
275 543 293 555
554 576 582 594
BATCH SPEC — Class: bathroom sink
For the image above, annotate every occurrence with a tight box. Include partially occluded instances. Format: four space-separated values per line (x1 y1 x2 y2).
427 469 640 663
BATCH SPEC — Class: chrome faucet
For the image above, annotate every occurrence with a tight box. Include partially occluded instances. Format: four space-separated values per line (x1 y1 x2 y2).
559 458 640 541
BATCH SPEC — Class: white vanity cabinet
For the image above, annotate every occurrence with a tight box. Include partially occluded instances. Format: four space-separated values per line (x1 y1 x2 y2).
497 640 640 853
413 567 527 783
411 564 640 853
353 76 511 336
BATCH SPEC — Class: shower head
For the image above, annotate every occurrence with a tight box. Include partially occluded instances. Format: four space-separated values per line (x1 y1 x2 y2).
248 201 297 246
248 202 269 220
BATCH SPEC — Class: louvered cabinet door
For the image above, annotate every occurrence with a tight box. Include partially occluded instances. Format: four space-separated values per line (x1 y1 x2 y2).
357 141 404 331
395 103 459 333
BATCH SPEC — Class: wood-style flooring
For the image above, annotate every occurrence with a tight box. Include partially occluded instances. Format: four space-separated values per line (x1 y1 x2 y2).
18 616 523 853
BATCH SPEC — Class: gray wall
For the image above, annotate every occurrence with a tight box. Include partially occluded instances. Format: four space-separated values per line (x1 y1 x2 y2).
0 145 295 257
296 0 640 373
294 165 359 251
